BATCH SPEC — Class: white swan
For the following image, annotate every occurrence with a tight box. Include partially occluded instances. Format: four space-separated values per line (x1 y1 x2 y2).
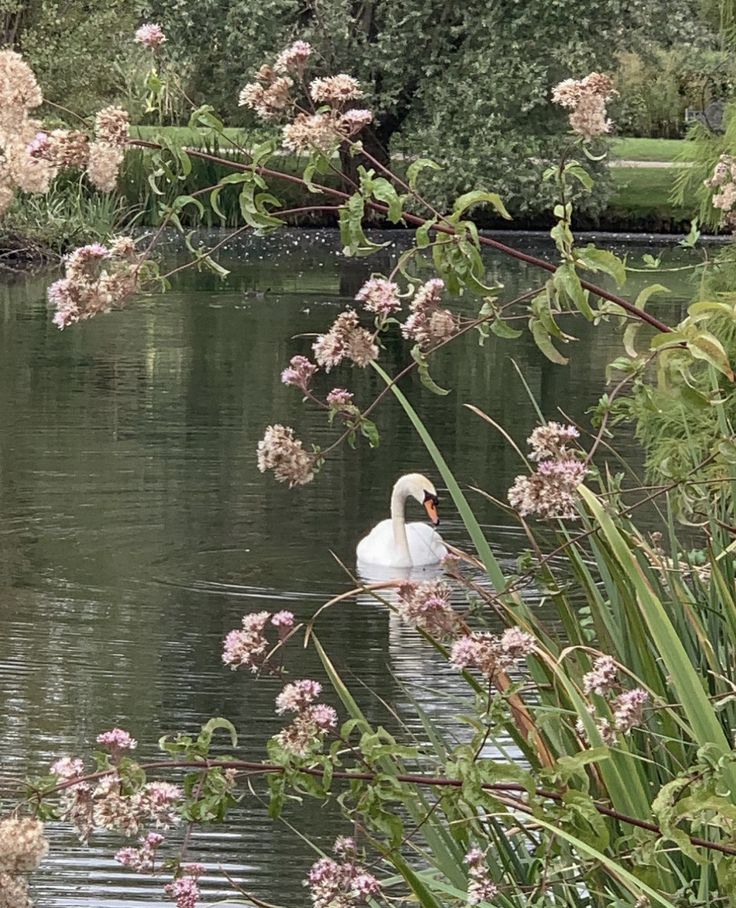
356 473 448 569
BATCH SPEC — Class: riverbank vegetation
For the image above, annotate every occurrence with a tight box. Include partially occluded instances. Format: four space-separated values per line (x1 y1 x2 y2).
5 19 736 906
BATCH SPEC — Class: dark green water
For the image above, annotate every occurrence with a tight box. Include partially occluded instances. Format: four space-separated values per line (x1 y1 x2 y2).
0 230 693 905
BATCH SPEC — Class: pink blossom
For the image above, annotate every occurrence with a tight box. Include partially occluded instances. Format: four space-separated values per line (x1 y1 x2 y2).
50 756 84 779
465 846 498 905
222 610 271 671
96 728 137 753
396 580 460 639
499 626 535 658
135 23 166 49
333 836 356 857
164 876 200 908
274 41 312 74
309 703 338 731
582 655 618 696
271 610 294 630
182 863 206 879
612 688 649 733
276 679 322 714
355 277 401 317
527 422 579 461
27 131 50 158
281 354 318 392
326 388 354 408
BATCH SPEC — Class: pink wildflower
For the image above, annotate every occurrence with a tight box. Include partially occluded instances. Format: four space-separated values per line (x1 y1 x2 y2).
135 23 166 49
355 276 401 317
326 388 354 409
527 422 579 461
500 626 535 658
465 846 498 905
271 609 294 630
612 688 649 733
450 633 502 677
310 74 363 105
401 278 456 349
582 655 618 696
339 109 373 135
275 679 322 714
396 580 460 639
223 610 272 671
50 756 84 779
309 703 338 731
164 876 200 908
257 424 316 486
312 310 378 371
96 728 137 754
281 354 318 392
274 41 312 74
305 844 380 908
508 459 586 520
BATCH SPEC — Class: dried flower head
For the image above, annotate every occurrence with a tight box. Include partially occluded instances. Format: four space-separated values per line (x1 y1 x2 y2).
508 459 586 520
310 74 363 105
339 109 373 136
239 76 293 120
0 872 31 908
0 817 49 874
257 424 316 486
0 50 43 120
705 155 736 230
282 111 341 154
135 23 167 49
276 679 323 714
552 72 616 138
528 422 579 461
86 141 124 192
94 106 129 147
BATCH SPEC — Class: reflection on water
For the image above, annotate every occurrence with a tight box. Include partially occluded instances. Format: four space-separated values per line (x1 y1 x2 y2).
0 230 692 904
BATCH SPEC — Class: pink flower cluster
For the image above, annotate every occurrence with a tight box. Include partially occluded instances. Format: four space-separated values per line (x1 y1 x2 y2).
450 626 534 679
306 837 380 908
115 831 164 873
238 43 373 153
465 846 498 905
135 23 166 50
402 278 457 350
57 773 182 842
164 874 201 908
281 355 318 393
508 422 586 520
355 276 401 317
313 310 378 371
223 609 293 671
97 727 138 755
396 579 460 639
552 72 616 139
578 653 649 742
50 756 85 779
326 388 354 409
275 679 338 758
48 237 141 330
257 425 316 486
705 154 736 230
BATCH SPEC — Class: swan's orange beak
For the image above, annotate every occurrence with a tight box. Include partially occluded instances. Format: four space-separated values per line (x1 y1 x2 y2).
424 495 440 526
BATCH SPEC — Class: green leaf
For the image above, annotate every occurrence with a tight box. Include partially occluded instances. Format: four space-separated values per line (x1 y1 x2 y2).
687 330 735 380
411 345 450 395
576 246 626 287
531 320 569 365
553 263 594 319
389 854 445 908
416 218 435 248
490 318 523 339
359 419 380 448
452 190 511 220
365 175 403 223
406 157 442 190
564 160 594 191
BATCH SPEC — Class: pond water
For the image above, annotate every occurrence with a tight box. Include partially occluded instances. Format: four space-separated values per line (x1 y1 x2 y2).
0 230 694 905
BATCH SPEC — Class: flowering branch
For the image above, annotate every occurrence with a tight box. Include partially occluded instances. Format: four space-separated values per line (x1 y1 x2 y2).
31 758 736 858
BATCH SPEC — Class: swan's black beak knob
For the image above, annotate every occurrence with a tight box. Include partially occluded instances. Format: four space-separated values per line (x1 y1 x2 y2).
423 492 440 526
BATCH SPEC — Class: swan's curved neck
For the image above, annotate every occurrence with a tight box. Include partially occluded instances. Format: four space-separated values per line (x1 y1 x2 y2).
390 479 412 563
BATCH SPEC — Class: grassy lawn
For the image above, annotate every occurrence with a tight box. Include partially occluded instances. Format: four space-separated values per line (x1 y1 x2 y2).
608 166 686 219
609 136 693 163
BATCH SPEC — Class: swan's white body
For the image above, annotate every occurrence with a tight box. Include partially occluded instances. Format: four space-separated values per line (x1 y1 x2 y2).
356 474 448 569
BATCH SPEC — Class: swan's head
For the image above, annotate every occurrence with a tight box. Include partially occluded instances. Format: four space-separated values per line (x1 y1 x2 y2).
396 473 441 526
